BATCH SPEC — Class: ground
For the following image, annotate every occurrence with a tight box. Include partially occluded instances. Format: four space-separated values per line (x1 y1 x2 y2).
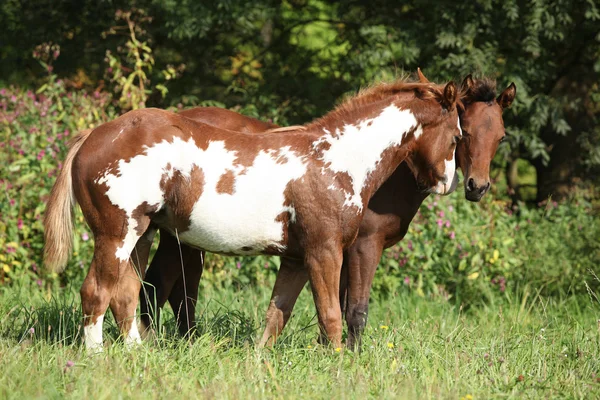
1 279 599 399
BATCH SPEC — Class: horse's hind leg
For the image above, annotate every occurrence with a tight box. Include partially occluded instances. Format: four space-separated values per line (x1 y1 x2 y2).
109 258 144 346
108 220 152 346
80 236 131 352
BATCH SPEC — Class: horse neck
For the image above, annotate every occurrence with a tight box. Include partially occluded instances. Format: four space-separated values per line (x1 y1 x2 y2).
308 99 420 211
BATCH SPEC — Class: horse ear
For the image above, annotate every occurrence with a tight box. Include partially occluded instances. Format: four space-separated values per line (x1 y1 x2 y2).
417 67 430 83
442 81 458 111
461 74 475 93
497 82 516 109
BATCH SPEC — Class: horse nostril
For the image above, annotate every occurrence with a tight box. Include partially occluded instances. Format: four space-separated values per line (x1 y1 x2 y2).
467 178 475 191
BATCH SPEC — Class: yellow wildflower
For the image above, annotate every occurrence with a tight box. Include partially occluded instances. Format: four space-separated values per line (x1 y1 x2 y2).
380 325 389 330
2 264 11 273
467 272 479 280
335 347 342 352
387 342 394 349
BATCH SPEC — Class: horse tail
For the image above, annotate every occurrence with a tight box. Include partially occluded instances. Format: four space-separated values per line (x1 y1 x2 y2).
43 129 93 273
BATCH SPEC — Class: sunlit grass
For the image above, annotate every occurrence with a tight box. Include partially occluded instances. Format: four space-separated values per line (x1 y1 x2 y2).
1 282 599 399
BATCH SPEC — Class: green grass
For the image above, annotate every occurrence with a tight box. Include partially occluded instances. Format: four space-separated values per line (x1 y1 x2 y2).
1 279 599 399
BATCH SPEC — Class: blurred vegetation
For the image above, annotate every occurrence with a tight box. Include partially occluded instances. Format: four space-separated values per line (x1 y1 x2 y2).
1 1 599 301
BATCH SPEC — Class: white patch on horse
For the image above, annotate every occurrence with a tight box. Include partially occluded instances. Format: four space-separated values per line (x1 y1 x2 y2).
125 311 142 347
433 115 461 195
84 314 104 352
182 145 306 253
96 139 306 257
314 105 419 210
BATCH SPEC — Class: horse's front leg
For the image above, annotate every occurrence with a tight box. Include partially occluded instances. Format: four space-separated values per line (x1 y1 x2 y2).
167 245 205 338
344 235 385 351
305 241 344 348
258 258 308 347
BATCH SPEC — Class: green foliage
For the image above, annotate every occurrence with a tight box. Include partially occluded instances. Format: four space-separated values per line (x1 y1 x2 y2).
103 8 184 110
1 79 598 305
0 72 116 287
375 193 600 303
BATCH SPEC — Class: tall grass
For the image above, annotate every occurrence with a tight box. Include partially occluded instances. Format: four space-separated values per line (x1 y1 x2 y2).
1 281 599 399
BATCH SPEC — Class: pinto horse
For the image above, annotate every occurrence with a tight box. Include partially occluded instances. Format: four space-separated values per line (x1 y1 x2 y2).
137 73 516 349
44 79 462 351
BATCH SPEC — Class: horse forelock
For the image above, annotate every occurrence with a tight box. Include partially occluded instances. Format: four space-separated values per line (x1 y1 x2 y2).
460 77 497 105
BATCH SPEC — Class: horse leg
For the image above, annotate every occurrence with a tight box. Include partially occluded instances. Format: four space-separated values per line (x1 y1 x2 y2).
109 257 144 347
167 245 204 337
80 235 134 352
131 228 156 338
106 218 152 347
131 227 156 280
305 244 344 348
345 237 384 351
140 231 197 334
258 258 308 347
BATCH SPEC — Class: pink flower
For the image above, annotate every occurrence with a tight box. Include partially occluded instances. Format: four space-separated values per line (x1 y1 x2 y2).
17 219 23 230
29 327 35 335
236 262 241 269
37 150 45 160
407 240 413 251
264 262 269 269
81 232 89 241
445 220 451 228
65 360 74 368
403 277 410 285
448 205 454 212
449 231 455 240
36 279 43 287
437 219 443 227
438 211 445 218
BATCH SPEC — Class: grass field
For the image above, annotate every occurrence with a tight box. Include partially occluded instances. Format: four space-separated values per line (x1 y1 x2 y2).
1 278 599 399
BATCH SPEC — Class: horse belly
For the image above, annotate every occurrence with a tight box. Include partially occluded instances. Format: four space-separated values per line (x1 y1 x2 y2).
178 196 290 255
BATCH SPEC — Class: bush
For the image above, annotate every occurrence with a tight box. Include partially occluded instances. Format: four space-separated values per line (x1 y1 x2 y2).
1 77 598 305
374 193 600 304
0 75 116 287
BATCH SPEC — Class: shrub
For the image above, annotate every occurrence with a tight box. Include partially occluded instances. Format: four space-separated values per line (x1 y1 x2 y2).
1 77 598 305
0 74 116 287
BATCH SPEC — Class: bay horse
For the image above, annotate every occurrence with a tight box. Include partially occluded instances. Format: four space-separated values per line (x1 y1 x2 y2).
44 79 462 351
137 72 516 349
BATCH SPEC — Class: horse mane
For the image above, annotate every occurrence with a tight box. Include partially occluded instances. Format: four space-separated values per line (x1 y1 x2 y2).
305 78 447 130
460 77 497 105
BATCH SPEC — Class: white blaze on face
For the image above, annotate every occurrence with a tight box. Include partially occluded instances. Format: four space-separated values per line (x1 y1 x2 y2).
96 138 307 256
84 314 104 353
432 115 461 195
315 105 420 210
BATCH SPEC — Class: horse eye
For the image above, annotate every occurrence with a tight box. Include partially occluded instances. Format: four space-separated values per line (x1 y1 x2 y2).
453 135 462 144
